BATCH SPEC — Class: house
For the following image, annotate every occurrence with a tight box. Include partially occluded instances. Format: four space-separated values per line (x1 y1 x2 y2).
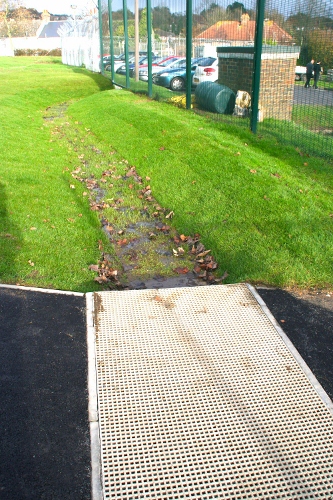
195 14 293 46
36 10 66 40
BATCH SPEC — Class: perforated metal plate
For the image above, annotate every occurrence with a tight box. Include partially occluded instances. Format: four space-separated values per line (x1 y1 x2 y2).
93 284 333 499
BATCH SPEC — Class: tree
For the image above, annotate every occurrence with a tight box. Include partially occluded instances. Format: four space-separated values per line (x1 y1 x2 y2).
307 29 333 71
226 1 246 20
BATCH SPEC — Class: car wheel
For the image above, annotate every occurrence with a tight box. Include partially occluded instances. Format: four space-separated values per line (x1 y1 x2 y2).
301 74 307 82
105 64 111 72
295 74 300 81
170 77 185 91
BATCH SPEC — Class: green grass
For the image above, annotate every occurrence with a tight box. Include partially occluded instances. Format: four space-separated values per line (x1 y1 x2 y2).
68 89 333 289
1 57 332 291
0 56 114 291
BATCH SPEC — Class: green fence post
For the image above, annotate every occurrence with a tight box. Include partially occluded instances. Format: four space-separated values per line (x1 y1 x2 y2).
108 0 114 79
123 0 130 88
146 0 152 97
186 0 193 109
98 0 105 74
251 0 266 133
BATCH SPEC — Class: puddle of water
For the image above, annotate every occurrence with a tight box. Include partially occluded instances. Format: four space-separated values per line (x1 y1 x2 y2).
127 273 207 290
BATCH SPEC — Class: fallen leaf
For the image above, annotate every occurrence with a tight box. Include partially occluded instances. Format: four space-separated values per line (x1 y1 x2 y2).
165 211 174 219
89 264 99 272
173 267 189 274
196 250 211 258
28 259 34 266
180 234 188 242
117 238 128 246
159 146 165 151
30 227 37 231
235 152 241 156
220 271 229 281
94 276 108 284
250 169 257 174
154 295 163 302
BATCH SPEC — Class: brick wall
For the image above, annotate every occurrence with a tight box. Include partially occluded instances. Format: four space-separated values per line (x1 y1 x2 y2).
218 54 298 121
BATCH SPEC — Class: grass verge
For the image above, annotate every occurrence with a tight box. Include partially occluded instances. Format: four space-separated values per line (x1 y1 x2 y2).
68 88 333 289
0 57 114 292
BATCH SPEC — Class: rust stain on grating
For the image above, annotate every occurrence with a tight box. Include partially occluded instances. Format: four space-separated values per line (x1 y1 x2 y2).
93 284 333 499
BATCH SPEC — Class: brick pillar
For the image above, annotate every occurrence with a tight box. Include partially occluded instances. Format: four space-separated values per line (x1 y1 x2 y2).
217 47 299 121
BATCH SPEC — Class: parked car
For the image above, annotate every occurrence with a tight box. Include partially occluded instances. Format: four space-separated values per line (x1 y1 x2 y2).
153 57 212 91
116 55 160 76
192 57 218 86
104 52 153 72
138 56 185 81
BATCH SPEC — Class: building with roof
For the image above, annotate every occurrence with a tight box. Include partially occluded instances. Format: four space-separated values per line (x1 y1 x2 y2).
195 14 293 47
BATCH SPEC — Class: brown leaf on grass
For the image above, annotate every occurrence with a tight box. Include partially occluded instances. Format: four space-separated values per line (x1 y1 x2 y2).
173 267 189 274
89 264 99 272
30 227 37 231
156 225 170 232
196 250 211 258
94 275 108 284
154 295 163 302
28 260 34 266
221 271 229 280
105 225 114 232
250 169 257 174
159 146 165 151
117 238 128 246
194 243 205 254
206 261 218 270
180 234 188 242
165 211 174 219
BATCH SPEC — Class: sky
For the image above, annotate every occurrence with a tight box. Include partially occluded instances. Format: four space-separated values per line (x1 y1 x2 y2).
23 0 97 15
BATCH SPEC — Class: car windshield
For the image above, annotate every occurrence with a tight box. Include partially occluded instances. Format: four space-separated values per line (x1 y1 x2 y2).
197 57 216 67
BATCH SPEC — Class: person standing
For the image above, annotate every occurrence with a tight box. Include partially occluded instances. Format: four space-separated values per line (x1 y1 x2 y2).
313 61 322 89
305 59 314 88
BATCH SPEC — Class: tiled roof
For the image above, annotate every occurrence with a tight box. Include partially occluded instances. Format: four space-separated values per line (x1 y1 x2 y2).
196 20 292 43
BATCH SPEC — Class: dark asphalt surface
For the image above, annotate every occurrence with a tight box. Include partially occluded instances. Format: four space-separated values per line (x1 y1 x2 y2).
0 288 91 500
0 285 332 499
293 85 333 106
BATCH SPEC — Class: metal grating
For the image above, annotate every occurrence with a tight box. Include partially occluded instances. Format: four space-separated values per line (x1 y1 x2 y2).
93 284 333 499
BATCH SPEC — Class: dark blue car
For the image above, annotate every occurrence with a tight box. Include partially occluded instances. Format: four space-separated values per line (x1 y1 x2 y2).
153 57 215 91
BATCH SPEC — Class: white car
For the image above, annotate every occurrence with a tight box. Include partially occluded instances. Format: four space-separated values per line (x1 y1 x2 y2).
192 57 218 86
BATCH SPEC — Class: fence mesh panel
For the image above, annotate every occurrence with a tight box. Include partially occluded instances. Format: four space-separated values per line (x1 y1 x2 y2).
61 0 333 157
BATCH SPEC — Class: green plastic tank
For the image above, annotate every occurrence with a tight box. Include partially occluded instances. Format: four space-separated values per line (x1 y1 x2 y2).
195 82 235 114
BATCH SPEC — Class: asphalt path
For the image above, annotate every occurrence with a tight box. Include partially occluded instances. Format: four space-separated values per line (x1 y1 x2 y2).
293 85 333 106
0 287 91 500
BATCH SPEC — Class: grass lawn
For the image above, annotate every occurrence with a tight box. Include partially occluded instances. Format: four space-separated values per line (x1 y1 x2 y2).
0 56 114 292
69 89 333 289
1 57 332 291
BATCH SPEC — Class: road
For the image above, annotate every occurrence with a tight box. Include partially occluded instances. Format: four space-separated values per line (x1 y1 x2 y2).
294 85 333 106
